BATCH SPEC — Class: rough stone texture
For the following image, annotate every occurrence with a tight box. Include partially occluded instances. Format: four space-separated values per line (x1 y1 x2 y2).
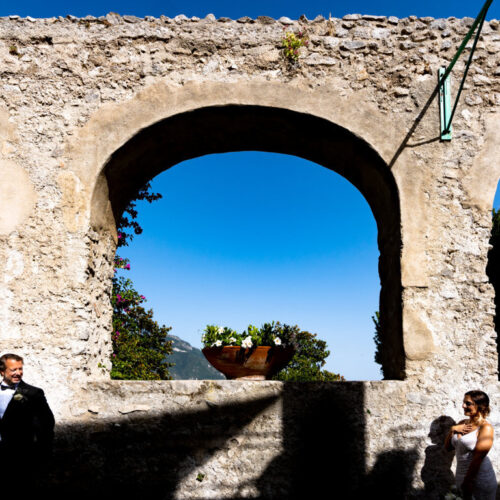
0 13 499 497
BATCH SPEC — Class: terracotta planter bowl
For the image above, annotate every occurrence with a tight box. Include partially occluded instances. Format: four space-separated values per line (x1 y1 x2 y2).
202 345 295 380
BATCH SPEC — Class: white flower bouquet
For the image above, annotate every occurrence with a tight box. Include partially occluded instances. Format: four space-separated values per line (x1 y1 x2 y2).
201 322 297 349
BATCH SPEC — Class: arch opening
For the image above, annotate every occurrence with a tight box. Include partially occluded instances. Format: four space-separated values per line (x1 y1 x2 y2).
116 151 381 380
91 105 403 379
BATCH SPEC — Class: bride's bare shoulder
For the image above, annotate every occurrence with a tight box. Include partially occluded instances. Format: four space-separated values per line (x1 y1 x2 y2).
479 421 494 433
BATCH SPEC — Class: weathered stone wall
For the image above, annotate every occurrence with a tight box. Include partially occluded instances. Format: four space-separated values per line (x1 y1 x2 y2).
0 12 499 497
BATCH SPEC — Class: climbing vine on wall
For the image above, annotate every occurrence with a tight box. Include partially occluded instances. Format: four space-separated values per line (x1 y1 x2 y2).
110 183 174 380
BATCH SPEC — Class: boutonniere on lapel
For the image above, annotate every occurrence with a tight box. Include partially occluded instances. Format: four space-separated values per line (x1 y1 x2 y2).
13 393 26 402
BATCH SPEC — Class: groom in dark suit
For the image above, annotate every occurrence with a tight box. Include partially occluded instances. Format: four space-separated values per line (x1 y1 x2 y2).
0 353 55 485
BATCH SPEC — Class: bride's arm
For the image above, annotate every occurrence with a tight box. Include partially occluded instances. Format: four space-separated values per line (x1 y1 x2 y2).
461 423 494 497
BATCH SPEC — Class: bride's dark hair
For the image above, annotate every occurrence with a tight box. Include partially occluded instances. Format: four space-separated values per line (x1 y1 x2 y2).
465 390 491 417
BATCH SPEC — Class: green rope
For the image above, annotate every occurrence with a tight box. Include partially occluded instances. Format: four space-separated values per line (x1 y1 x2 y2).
443 10 487 133
438 0 493 135
438 0 493 85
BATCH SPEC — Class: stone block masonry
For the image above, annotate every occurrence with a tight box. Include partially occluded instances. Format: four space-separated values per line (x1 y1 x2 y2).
0 12 499 497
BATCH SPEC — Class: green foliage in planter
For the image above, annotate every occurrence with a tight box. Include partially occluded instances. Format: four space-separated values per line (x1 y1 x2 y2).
203 322 344 382
202 322 296 349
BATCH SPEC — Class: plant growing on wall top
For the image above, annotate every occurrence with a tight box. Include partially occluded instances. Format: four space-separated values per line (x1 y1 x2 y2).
281 28 309 63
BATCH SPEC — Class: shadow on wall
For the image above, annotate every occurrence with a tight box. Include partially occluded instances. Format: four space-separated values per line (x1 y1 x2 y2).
421 416 456 499
39 384 453 500
486 211 500 376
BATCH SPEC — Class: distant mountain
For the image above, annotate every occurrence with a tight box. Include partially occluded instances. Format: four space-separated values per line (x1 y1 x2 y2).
166 335 225 380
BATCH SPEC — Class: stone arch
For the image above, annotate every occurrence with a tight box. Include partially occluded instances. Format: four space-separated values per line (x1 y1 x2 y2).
70 81 405 379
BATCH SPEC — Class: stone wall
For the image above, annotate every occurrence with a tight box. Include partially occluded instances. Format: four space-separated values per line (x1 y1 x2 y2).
0 12 499 497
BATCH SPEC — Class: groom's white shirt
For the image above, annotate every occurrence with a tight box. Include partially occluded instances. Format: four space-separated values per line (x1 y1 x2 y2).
0 380 17 419
0 380 19 442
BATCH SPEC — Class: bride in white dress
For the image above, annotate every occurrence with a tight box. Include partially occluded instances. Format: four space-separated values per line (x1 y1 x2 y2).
444 390 497 500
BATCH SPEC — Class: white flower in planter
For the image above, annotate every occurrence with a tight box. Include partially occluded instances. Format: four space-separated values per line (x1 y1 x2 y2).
212 340 222 347
274 337 282 346
242 336 253 349
217 326 224 334
229 337 237 344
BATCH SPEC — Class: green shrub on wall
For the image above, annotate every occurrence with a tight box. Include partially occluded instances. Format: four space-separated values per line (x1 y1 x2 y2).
110 183 173 380
272 328 344 382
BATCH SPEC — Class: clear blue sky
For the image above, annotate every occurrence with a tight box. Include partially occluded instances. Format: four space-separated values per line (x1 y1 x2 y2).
1 0 498 20
121 154 380 380
8 0 498 380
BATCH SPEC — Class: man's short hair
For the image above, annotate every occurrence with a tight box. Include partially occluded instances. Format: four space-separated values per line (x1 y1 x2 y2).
0 353 23 372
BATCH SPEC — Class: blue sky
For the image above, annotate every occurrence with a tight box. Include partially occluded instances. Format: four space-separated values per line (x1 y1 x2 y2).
120 154 380 380
1 0 498 20
7 0 498 380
